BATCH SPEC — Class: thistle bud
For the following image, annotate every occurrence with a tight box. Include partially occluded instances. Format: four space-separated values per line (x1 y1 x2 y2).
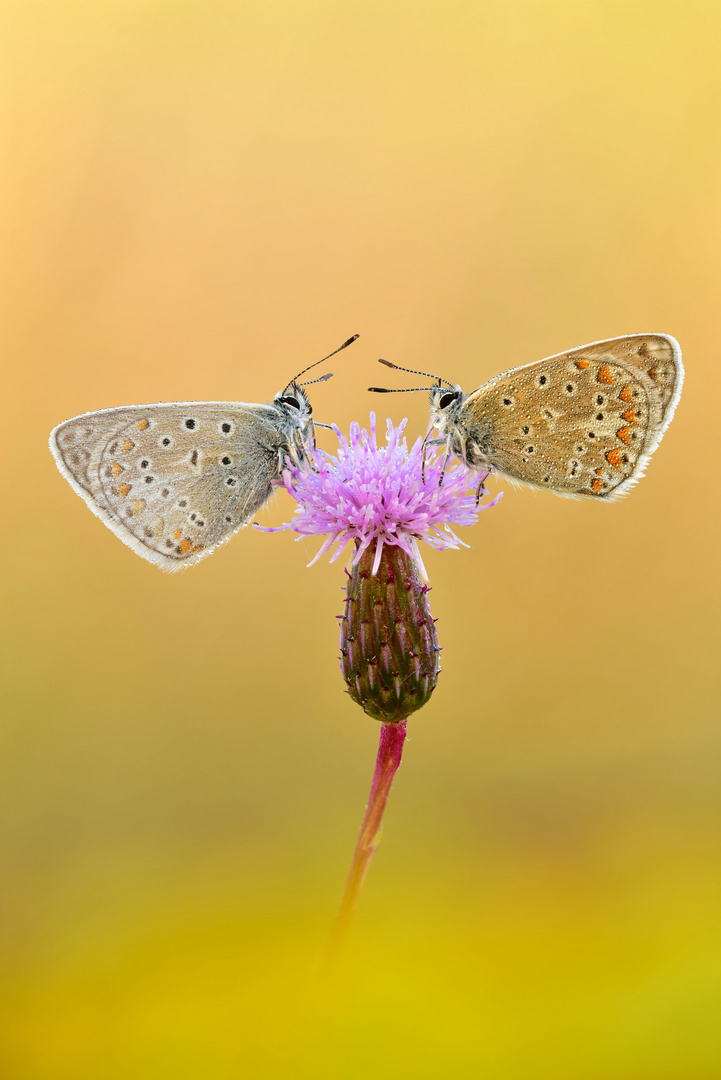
340 542 440 723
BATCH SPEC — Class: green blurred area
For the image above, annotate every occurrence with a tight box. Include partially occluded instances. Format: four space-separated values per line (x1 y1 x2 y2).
2 1 720 1076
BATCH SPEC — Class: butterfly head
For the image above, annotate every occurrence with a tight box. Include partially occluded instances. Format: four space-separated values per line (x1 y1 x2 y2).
428 384 465 444
273 385 316 465
429 384 464 417
273 383 313 423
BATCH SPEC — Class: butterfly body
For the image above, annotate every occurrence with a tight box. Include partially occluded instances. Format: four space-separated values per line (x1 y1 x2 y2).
50 389 313 570
428 334 683 500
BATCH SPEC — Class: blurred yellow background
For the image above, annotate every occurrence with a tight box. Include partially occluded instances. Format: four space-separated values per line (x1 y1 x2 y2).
2 1 720 1076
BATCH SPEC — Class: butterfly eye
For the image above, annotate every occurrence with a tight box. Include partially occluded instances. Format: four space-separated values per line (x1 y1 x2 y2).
282 395 300 410
438 392 457 410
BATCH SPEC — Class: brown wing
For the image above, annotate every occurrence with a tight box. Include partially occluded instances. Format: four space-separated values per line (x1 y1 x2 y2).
50 401 285 569
458 334 683 500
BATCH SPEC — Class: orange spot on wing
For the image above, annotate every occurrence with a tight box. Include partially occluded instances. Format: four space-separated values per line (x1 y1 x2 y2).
606 448 623 469
621 407 636 423
136 419 149 430
597 365 615 384
619 386 633 402
131 499 146 514
117 483 131 497
574 358 589 369
180 538 192 554
173 528 181 541
112 462 124 477
191 545 202 553
120 438 134 453
616 427 632 445
591 478 604 492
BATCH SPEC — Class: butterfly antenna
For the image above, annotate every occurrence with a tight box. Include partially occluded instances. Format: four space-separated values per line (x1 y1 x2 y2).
298 372 334 387
286 334 359 390
368 385 439 393
371 357 456 390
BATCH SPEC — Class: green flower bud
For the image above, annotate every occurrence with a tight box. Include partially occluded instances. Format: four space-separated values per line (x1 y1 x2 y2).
339 542 440 723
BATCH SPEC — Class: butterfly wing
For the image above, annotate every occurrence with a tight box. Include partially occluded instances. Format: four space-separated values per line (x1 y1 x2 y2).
458 334 683 499
50 401 289 569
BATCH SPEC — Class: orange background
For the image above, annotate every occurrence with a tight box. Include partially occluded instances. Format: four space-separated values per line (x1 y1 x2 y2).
3 2 720 1076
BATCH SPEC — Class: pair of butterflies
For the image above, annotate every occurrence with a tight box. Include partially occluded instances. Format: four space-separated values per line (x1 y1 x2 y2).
50 333 683 571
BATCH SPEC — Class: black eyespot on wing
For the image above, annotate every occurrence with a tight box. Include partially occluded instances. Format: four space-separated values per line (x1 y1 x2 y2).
226 477 237 486
221 456 231 465
538 375 547 385
221 422 232 434
185 419 196 430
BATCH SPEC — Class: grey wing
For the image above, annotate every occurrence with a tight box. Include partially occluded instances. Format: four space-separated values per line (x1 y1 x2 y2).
50 401 287 569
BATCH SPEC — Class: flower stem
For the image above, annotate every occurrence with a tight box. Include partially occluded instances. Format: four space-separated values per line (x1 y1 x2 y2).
329 719 407 954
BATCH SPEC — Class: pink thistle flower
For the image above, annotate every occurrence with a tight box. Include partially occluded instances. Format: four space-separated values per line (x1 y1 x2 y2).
265 413 501 579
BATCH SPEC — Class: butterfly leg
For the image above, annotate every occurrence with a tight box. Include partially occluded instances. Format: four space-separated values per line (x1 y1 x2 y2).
421 436 445 483
293 427 318 472
421 432 430 483
475 469 490 506
438 436 454 488
303 420 321 471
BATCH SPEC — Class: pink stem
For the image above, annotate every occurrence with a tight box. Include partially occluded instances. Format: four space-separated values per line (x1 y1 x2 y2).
329 720 407 952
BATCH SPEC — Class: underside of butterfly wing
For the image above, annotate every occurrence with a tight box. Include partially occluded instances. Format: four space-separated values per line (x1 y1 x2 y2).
50 402 287 568
457 334 683 500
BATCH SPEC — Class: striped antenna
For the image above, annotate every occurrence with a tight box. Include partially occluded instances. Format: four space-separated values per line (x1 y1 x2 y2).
285 334 359 391
369 357 456 391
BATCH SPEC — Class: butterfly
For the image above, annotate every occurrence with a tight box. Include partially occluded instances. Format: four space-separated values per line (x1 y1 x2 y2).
50 336 357 570
370 334 683 500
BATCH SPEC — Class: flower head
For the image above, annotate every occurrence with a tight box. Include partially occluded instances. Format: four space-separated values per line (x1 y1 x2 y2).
267 414 501 579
